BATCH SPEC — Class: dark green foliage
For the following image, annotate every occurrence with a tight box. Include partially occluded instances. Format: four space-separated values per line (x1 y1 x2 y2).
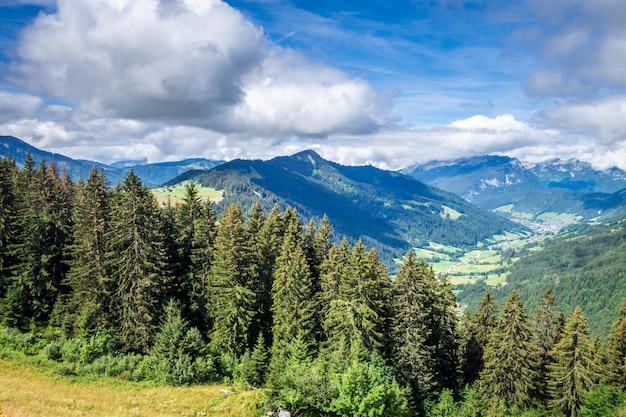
207 204 256 358
270 214 318 364
481 291 539 410
141 300 214 385
548 308 598 417
461 288 498 385
2 156 73 326
172 182 217 332
605 299 626 390
106 171 167 353
320 239 391 368
0 156 18 285
533 289 564 403
578 384 625 417
329 352 408 417
66 167 112 329
235 333 269 388
390 250 460 408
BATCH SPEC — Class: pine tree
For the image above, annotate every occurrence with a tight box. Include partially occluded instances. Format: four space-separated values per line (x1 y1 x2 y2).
532 289 564 403
481 290 539 410
107 171 167 353
461 288 498 385
548 307 597 417
4 158 73 325
433 275 460 392
603 299 626 390
174 182 217 331
390 250 439 405
320 240 391 367
66 167 112 329
0 157 18 303
269 212 319 376
207 203 256 358
252 204 285 346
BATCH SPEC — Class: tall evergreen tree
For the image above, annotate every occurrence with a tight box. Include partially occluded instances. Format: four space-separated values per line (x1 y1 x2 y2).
207 203 256 358
252 204 286 345
390 250 439 406
270 215 318 372
107 171 167 353
481 290 539 410
433 275 460 392
461 288 498 385
66 167 112 329
3 158 73 325
532 289 564 403
174 182 217 331
603 299 626 390
320 240 391 366
0 157 18 302
548 307 597 417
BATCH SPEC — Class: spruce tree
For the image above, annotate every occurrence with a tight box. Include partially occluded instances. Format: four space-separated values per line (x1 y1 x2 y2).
4 158 73 325
252 204 285 345
532 289 564 403
66 167 112 329
174 182 216 331
269 212 318 374
433 275 460 392
0 157 18 304
481 290 539 410
605 299 626 390
106 171 167 353
461 288 498 385
548 307 597 417
390 250 439 406
207 203 256 358
320 240 391 366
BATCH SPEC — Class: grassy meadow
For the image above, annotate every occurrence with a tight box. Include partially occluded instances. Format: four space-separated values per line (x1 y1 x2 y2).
151 181 224 207
0 359 262 417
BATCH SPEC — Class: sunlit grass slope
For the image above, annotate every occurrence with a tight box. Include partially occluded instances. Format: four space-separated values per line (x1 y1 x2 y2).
0 360 262 417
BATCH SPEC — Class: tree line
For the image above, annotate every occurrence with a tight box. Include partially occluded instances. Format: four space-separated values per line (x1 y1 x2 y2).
0 154 625 417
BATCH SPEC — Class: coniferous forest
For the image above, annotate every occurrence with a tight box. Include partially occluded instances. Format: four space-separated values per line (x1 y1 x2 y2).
1 154 625 417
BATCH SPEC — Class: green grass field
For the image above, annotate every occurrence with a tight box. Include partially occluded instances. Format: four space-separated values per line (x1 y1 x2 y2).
151 181 224 207
0 359 262 417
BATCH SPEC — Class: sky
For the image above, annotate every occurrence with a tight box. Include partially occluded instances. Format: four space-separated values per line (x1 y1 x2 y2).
1 0 625 170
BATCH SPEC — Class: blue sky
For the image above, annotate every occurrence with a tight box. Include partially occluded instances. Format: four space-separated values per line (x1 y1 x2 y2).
1 0 625 170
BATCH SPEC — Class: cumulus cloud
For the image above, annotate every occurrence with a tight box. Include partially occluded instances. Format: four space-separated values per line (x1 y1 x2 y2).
524 0 626 96
0 91 42 123
9 0 392 137
533 96 626 144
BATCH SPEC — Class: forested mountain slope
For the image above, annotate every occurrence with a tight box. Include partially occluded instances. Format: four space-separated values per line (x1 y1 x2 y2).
458 217 626 336
169 150 523 262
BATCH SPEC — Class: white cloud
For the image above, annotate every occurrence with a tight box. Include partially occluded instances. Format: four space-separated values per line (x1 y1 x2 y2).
0 91 42 123
9 0 390 138
533 96 626 144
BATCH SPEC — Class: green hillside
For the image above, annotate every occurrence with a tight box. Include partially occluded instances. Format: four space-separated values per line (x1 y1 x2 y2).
458 216 626 336
168 150 523 264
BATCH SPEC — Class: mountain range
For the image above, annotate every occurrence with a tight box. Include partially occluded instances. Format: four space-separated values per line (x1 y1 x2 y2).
403 155 626 229
166 150 522 263
4 134 626 259
0 135 223 187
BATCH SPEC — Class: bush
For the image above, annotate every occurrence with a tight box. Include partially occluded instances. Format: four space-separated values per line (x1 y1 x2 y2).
0 326 45 355
74 353 144 381
43 341 63 361
60 331 116 365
